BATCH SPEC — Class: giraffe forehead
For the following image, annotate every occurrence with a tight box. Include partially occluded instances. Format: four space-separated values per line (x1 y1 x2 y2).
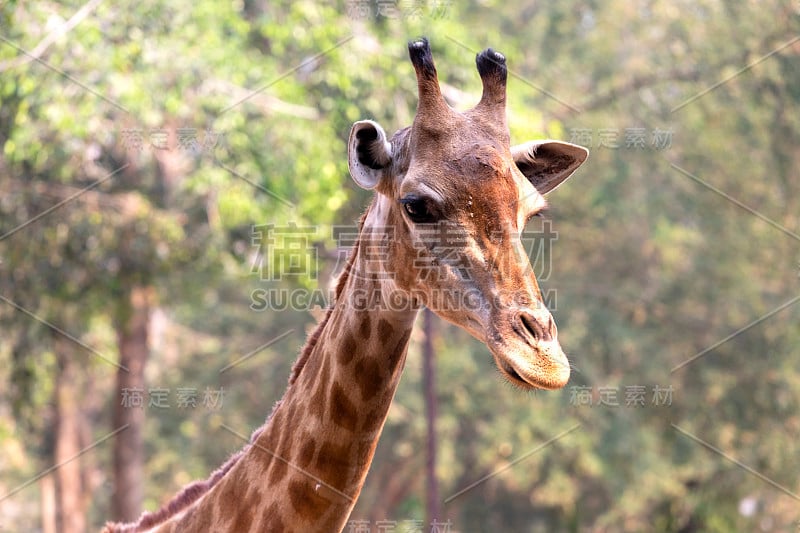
404 144 517 192
402 154 522 223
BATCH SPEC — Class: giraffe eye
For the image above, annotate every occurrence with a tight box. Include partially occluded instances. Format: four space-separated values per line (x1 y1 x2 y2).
400 196 437 223
526 206 550 224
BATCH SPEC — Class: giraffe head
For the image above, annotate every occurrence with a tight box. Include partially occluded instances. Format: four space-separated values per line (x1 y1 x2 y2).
347 38 587 390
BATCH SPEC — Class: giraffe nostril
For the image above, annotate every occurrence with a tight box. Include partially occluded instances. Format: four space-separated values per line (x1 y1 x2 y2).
547 315 557 339
517 312 552 343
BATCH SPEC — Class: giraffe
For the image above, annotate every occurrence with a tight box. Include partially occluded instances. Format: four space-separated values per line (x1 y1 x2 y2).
103 37 587 532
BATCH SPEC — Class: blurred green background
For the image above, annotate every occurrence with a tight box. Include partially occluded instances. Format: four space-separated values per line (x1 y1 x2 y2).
1 0 799 531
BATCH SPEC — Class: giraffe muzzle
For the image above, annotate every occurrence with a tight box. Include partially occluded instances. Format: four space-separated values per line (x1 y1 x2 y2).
488 308 570 390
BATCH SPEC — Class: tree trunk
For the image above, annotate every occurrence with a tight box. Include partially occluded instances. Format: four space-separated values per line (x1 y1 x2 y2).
41 471 57 533
422 309 442 526
363 457 423 525
111 284 152 522
53 334 87 533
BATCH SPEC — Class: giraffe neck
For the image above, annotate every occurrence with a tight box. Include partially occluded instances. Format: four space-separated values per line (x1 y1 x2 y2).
170 198 419 531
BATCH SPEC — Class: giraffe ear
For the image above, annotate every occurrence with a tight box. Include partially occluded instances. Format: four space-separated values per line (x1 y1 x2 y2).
511 140 588 194
348 120 393 190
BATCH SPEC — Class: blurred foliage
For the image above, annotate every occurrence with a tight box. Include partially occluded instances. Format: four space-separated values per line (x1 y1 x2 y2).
1 0 799 531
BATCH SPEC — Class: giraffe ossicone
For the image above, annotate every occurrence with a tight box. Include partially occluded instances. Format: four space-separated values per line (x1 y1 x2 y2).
104 37 587 533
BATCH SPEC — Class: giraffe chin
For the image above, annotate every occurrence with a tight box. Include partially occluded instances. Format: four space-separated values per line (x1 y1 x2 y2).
491 343 571 391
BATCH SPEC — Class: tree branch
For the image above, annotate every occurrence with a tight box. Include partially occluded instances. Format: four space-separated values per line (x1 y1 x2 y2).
0 0 104 73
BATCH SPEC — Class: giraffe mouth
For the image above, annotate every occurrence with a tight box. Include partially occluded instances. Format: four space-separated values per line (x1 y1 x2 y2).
500 360 526 384
491 345 570 391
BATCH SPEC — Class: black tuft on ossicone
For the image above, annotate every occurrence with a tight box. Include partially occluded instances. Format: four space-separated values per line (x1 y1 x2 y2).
408 37 437 78
476 47 507 82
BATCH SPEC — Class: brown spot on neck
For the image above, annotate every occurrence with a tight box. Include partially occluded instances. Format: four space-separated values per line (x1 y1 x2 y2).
329 382 358 432
258 504 285 531
338 332 358 365
354 358 383 400
358 314 372 340
296 434 317 469
377 318 394 339
288 479 333 518
388 328 412 369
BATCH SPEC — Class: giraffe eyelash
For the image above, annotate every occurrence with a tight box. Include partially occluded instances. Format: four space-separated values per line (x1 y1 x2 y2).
526 206 550 223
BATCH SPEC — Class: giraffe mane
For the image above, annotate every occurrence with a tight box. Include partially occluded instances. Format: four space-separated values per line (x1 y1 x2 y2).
103 211 368 532
288 209 366 384
101 432 252 532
